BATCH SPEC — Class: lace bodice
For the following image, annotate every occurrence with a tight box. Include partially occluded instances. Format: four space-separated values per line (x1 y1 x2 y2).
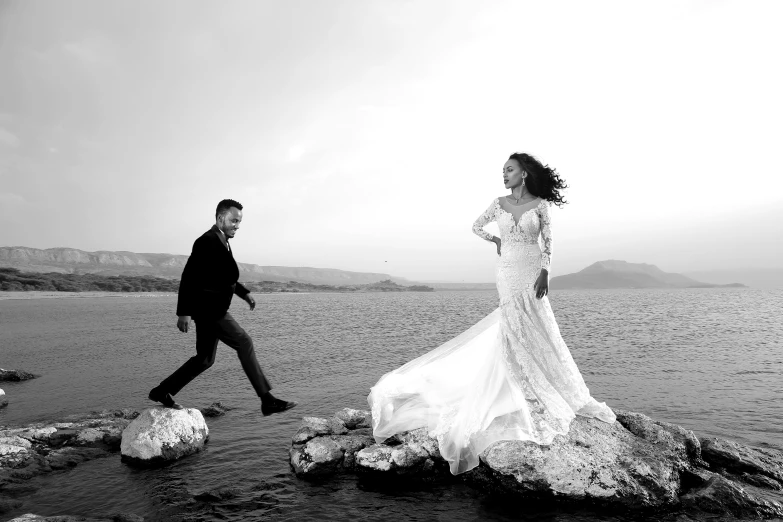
472 198 552 271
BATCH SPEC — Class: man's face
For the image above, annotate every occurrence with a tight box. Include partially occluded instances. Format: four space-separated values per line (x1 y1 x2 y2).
218 207 242 238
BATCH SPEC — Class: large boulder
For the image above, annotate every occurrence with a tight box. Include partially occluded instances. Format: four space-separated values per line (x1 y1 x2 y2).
0 388 6 409
472 416 681 508
120 407 208 466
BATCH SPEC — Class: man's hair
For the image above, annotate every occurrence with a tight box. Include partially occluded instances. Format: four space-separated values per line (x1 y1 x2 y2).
216 199 243 220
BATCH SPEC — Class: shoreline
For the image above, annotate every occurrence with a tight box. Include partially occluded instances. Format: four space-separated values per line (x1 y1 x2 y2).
0 291 177 301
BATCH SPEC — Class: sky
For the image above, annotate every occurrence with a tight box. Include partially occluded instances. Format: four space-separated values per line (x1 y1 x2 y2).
1 0 781 282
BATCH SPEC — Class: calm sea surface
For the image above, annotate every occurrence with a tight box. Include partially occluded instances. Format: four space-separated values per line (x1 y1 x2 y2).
1 288 781 521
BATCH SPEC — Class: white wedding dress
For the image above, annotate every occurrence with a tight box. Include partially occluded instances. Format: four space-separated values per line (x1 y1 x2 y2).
368 198 615 475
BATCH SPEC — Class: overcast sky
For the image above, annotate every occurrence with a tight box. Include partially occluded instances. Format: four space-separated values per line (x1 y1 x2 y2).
1 0 781 282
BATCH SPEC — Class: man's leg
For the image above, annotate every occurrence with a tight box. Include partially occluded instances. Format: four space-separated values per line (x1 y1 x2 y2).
214 312 271 396
155 318 220 397
215 313 296 415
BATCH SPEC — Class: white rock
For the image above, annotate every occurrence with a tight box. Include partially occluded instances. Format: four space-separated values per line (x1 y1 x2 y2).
120 407 208 464
0 388 5 396
0 435 32 456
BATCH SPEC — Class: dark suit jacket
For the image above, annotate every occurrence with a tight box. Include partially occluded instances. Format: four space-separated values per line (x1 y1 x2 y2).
176 225 250 320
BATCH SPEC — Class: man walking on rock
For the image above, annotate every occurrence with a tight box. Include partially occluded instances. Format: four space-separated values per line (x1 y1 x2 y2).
149 199 297 416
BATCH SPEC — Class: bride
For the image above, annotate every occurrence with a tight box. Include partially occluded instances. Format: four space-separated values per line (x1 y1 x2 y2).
368 152 616 475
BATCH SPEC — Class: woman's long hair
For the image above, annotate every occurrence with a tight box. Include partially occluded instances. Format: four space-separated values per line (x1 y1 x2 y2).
509 152 568 207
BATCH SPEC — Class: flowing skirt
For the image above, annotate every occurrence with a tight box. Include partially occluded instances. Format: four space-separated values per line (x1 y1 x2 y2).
368 281 615 475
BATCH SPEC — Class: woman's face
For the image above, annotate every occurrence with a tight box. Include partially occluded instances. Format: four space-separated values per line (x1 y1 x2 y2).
503 159 526 190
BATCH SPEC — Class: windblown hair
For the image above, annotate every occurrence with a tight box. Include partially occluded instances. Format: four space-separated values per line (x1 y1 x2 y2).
215 199 243 220
509 153 568 207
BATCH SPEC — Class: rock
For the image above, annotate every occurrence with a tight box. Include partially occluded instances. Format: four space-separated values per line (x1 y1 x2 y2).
330 431 376 469
111 515 144 522
334 408 373 429
290 437 344 477
120 407 209 466
111 515 145 522
0 368 36 382
49 428 79 446
75 428 106 445
194 486 242 501
739 472 783 490
474 416 682 508
4 514 143 521
701 436 783 485
0 435 32 458
615 409 704 466
681 472 783 519
291 416 348 444
0 387 5 396
199 401 232 417
355 427 438 476
46 447 108 470
355 444 394 472
0 388 6 409
289 407 783 519
17 427 57 442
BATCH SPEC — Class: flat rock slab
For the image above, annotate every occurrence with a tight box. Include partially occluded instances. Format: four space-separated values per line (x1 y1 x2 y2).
0 369 36 382
701 436 783 485
120 407 208 466
290 408 783 519
1 409 141 509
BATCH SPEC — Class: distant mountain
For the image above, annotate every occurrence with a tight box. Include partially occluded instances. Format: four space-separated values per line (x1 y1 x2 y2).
682 268 783 290
550 260 746 290
0 246 416 286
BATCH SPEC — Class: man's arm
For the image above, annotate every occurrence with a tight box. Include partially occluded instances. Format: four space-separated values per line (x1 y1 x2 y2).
176 236 210 330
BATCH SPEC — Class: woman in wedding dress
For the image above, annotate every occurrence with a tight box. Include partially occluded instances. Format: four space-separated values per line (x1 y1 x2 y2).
368 152 616 475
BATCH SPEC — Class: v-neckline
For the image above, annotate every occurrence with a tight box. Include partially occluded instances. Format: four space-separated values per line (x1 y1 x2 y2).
497 198 541 226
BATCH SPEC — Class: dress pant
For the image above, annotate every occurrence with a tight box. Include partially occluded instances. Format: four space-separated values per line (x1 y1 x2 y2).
158 312 271 397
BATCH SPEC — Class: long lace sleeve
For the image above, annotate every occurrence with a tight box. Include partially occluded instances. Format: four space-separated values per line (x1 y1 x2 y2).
472 199 497 242
538 202 552 271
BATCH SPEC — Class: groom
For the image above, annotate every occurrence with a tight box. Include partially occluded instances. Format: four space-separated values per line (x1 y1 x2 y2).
148 199 297 416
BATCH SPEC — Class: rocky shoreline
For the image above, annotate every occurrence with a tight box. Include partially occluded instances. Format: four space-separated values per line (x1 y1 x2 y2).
290 408 783 519
4 403 782 520
0 402 230 518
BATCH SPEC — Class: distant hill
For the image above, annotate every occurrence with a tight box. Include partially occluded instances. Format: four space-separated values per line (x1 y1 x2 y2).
682 268 783 290
0 246 416 286
550 260 746 290
424 282 497 291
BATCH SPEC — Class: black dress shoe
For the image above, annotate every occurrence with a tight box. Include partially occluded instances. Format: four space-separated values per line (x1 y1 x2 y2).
148 388 183 410
261 398 298 416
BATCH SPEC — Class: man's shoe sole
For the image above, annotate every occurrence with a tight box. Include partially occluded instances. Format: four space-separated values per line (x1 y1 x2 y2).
148 391 184 410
